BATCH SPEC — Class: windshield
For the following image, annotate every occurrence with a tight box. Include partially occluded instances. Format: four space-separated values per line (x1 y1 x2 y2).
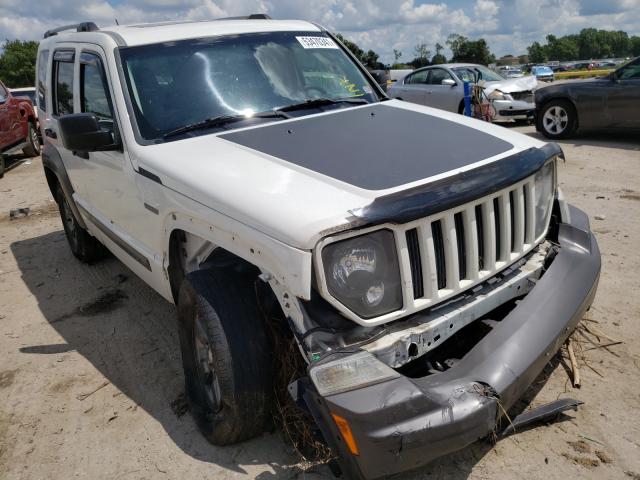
120 31 379 141
534 66 553 74
452 65 504 83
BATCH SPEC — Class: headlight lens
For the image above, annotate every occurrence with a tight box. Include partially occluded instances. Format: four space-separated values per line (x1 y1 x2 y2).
488 90 506 100
322 229 402 318
534 160 556 238
309 351 400 396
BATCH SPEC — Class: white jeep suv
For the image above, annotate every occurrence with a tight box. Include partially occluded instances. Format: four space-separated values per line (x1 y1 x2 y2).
37 17 600 480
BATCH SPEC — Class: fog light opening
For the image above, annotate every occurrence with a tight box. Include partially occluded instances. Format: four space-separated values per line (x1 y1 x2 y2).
408 343 419 358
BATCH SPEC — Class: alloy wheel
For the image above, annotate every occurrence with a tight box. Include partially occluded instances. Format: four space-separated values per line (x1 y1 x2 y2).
542 105 568 135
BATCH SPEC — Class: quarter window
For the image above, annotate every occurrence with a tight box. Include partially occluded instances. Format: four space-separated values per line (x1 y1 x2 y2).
37 50 49 110
80 53 113 120
0 83 7 102
618 58 640 80
53 50 75 115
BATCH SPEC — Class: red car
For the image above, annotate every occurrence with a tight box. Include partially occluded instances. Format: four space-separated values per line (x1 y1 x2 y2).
0 79 40 178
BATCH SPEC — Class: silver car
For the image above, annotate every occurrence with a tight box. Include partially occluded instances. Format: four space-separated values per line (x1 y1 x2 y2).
388 63 537 122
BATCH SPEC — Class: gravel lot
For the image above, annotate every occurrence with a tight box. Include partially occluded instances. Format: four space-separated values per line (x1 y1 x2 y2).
1 125 639 480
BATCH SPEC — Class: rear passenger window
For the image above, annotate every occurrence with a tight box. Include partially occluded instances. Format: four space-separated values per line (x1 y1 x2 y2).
80 53 113 120
406 70 428 84
53 50 75 116
37 50 49 111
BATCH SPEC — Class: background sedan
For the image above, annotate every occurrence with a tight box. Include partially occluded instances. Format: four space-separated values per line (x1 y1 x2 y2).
535 56 640 138
387 63 537 122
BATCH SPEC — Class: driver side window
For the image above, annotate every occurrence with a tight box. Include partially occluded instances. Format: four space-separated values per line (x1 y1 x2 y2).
618 59 640 80
427 68 453 85
80 52 114 120
0 83 7 102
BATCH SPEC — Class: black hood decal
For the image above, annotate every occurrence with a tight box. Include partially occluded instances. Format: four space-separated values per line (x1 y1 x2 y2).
220 103 513 191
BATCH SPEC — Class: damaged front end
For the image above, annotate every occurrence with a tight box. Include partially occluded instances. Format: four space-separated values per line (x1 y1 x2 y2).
286 195 600 478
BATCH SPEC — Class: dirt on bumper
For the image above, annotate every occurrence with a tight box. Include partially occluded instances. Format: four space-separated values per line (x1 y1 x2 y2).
297 204 601 480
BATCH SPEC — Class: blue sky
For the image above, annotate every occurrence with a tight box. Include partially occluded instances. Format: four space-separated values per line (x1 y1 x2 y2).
1 0 639 62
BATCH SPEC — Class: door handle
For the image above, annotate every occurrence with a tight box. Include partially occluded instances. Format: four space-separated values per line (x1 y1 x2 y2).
72 150 90 160
44 128 57 139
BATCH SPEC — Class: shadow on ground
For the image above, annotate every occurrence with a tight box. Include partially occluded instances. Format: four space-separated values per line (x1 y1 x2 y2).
11 229 572 480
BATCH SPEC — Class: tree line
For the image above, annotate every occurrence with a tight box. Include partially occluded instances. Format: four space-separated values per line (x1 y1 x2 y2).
527 28 640 63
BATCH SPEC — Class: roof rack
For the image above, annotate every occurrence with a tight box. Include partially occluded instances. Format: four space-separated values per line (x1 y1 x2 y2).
44 22 99 39
218 13 272 20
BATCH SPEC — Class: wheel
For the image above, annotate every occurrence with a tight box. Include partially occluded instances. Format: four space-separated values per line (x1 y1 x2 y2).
0 156 5 179
177 267 272 445
56 183 106 263
537 100 577 139
22 123 41 157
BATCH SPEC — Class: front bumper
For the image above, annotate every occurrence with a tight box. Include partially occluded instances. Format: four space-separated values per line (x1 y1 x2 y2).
492 99 535 121
301 204 600 479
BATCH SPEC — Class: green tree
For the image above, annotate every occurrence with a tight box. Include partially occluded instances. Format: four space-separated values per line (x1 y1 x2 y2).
393 49 402 62
631 36 640 56
432 42 446 64
447 34 495 65
335 33 382 69
545 34 579 61
0 40 39 88
409 42 431 68
527 41 547 63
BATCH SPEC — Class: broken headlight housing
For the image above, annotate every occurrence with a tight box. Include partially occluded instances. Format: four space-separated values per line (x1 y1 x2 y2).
309 351 400 396
534 159 556 239
321 229 402 319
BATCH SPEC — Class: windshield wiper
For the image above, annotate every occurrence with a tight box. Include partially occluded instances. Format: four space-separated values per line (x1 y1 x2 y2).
275 97 369 113
162 111 289 139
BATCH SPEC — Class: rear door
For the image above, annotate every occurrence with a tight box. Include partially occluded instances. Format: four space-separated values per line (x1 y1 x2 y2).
0 84 23 145
0 83 9 148
424 67 460 112
395 69 429 104
606 58 640 128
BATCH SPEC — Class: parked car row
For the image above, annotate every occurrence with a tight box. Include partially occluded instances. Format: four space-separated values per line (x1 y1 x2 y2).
0 80 40 178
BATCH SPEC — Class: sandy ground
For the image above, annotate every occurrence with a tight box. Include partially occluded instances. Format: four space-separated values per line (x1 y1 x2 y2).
1 126 639 480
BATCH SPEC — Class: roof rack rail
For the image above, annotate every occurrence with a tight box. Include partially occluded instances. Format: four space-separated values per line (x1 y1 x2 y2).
217 13 272 20
44 22 99 39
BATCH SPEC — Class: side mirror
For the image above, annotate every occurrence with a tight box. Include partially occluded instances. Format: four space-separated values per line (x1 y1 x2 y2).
441 78 456 86
58 113 119 152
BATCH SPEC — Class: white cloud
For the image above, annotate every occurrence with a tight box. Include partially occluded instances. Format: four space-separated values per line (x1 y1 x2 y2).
1 0 639 63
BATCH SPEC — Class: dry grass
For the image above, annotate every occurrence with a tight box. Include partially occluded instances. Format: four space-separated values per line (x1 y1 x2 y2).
554 69 613 79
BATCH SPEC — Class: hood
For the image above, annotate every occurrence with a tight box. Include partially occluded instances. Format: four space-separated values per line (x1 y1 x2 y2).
480 75 538 94
136 100 544 249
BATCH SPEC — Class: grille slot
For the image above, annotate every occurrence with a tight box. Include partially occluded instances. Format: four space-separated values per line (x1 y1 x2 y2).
475 204 485 270
405 229 424 299
493 197 501 261
523 184 530 242
454 212 467 280
509 190 516 252
431 220 447 290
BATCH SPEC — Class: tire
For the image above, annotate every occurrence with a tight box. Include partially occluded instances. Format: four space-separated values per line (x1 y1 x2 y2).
22 123 41 157
178 267 272 445
56 183 106 263
537 99 577 139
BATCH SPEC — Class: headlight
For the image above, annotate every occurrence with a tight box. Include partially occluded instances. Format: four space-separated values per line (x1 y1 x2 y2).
322 229 402 319
488 90 507 100
534 160 556 238
309 351 400 396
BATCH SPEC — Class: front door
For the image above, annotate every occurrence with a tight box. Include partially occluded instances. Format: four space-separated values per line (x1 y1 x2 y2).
606 58 640 128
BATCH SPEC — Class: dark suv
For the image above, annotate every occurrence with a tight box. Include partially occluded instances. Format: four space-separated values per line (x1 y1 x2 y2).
0 79 40 178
